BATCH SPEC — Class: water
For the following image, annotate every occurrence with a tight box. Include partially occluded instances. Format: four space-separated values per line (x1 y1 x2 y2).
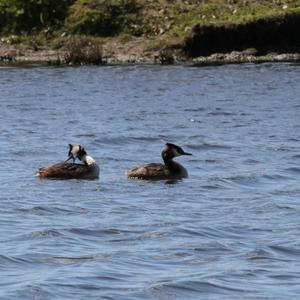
0 63 300 299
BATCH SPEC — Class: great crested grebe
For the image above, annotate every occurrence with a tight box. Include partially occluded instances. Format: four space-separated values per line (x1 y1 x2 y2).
35 146 99 180
127 143 192 180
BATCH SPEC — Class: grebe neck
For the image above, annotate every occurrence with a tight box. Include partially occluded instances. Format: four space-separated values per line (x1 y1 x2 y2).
83 155 97 166
162 151 174 166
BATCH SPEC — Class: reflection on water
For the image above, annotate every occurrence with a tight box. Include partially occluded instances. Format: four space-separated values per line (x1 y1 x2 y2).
0 63 300 299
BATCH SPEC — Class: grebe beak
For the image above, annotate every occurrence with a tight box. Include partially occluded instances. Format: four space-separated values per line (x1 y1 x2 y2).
64 155 73 163
183 151 192 156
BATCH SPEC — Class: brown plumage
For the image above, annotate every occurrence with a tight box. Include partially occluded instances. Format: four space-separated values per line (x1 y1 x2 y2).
127 162 186 180
35 145 99 180
35 162 99 180
127 143 191 180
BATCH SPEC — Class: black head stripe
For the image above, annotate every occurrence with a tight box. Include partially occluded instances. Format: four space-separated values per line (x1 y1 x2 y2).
166 143 184 154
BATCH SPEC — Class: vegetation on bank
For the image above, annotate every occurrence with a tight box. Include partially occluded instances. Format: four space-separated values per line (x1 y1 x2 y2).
0 0 300 58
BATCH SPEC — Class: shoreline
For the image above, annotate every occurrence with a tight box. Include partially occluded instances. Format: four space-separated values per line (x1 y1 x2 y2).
1 10 300 67
1 2 300 67
1 47 300 67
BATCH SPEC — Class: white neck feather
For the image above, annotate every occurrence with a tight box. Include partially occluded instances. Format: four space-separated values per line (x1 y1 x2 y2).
83 155 97 166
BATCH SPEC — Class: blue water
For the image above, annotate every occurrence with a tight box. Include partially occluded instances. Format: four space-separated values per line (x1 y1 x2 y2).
0 63 300 299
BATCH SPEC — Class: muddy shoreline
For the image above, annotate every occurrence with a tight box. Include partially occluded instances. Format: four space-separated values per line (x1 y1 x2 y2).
1 48 299 66
1 38 300 66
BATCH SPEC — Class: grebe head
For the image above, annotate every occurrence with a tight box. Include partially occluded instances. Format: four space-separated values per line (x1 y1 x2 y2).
64 144 82 163
162 143 192 163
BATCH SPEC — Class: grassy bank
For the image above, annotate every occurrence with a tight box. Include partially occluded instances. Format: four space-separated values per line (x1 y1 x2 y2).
1 0 300 62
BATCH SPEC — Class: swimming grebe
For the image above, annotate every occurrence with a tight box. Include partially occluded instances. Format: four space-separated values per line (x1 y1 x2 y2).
127 143 192 180
35 146 99 180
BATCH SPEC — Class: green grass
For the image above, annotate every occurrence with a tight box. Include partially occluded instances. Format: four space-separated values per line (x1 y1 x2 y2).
1 0 300 49
166 0 300 37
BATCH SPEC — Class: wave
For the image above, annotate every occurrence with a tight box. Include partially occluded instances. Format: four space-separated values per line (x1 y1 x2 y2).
0 254 31 267
177 226 237 239
42 254 111 265
110 231 170 243
246 249 273 261
150 279 251 298
220 174 260 187
220 172 290 187
246 246 300 263
207 111 235 116
193 241 231 253
16 206 84 216
28 229 63 238
261 173 291 181
269 245 300 258
244 159 261 164
268 273 300 280
285 167 300 174
69 227 122 237
200 184 224 190
276 204 296 210
131 136 161 142
288 138 300 142
184 107 205 112
73 133 97 138
187 143 232 150
94 136 129 145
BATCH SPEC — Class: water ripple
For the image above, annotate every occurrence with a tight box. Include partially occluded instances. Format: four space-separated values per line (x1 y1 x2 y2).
0 64 299 299
42 254 112 265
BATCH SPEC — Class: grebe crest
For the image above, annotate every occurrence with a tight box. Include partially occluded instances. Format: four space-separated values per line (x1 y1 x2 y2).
127 142 191 180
